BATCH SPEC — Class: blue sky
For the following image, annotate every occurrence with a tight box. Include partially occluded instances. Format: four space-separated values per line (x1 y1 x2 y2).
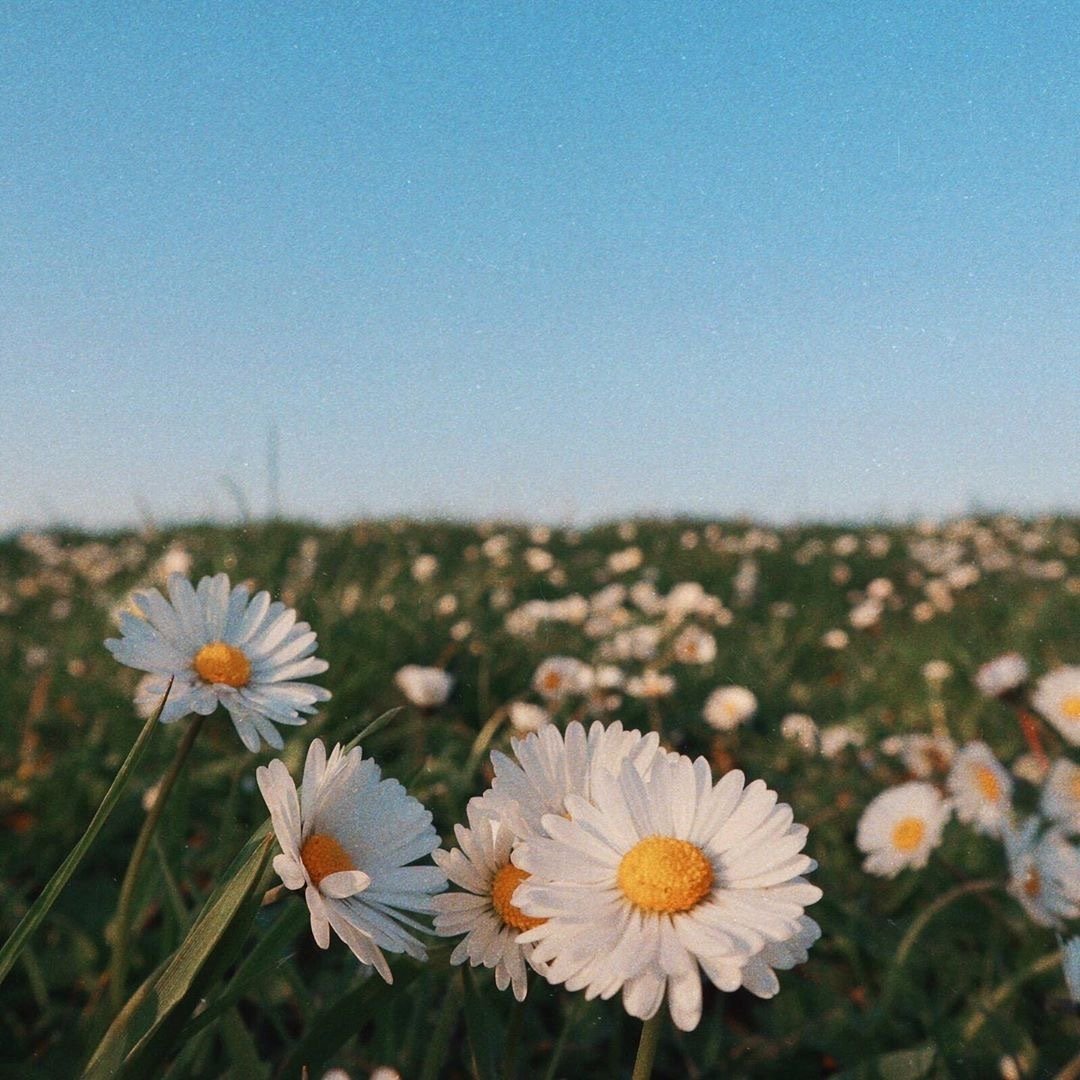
1 2 1076 530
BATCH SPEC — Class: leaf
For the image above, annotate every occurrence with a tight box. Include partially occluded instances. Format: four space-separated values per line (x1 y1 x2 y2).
0 684 171 990
84 832 274 1079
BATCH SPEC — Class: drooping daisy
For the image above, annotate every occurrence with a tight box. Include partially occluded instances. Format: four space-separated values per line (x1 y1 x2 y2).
257 738 446 981
946 742 1013 837
532 656 594 702
1040 759 1080 834
856 782 951 878
513 754 821 1031
974 652 1030 699
481 720 664 841
703 685 758 732
107 572 330 752
1005 819 1080 929
432 799 547 1000
1033 666 1080 746
394 665 454 710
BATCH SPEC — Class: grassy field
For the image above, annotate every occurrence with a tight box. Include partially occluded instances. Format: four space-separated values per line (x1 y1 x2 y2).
1 515 1078 1078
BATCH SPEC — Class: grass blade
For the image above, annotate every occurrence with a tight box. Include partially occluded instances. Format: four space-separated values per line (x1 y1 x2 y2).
0 683 171 990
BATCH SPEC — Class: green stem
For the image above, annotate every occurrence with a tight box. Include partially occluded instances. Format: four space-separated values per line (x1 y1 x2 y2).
542 998 584 1080
419 969 463 1080
631 1012 664 1080
503 971 530 1080
962 950 1061 1042
109 711 205 1012
880 878 998 1010
0 683 171 990
466 706 508 779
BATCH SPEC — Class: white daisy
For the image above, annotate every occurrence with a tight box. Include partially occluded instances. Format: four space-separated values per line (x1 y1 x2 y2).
482 720 664 841
257 738 446 981
856 783 951 878
394 665 454 710
879 733 955 778
107 572 330 752
780 714 818 753
508 702 551 735
703 686 758 732
1005 819 1080 929
1041 759 1080 834
946 742 1012 837
513 754 821 1031
625 670 677 699
1033 666 1080 746
672 626 717 666
532 656 594 702
432 800 547 1000
974 652 1029 699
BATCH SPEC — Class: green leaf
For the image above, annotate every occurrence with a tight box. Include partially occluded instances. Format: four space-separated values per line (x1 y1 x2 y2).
0 685 170 990
84 832 274 1079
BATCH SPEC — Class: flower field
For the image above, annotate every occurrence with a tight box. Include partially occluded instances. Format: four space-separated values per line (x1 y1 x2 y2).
1 515 1078 1078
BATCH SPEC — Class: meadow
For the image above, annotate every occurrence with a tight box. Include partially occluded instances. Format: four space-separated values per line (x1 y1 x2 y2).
1 515 1078 1079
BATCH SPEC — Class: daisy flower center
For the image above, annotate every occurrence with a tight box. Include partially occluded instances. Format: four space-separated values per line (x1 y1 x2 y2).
491 863 546 931
541 670 563 693
193 641 251 688
300 832 355 886
1062 695 1080 720
973 766 1001 802
617 836 714 914
1021 866 1041 898
891 817 926 853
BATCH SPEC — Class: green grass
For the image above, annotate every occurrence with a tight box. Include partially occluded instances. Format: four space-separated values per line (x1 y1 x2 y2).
0 515 1077 1078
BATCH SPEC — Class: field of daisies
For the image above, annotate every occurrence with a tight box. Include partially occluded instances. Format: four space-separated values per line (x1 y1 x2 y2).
1 516 1078 1079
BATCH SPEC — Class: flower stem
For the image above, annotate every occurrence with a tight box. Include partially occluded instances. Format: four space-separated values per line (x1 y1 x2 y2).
631 1012 664 1080
962 950 1061 1042
502 971 530 1080
108 711 206 1013
880 878 998 1012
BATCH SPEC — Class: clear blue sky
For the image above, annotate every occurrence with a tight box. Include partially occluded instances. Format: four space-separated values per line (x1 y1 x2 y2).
1 2 1076 531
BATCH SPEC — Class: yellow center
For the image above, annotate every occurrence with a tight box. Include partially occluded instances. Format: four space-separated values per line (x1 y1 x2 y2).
491 863 546 931
617 836 714 914
891 817 926 853
1022 867 1041 898
193 641 251 687
973 765 1001 803
1062 695 1080 720
300 833 355 886
1070 775 1080 802
541 670 563 693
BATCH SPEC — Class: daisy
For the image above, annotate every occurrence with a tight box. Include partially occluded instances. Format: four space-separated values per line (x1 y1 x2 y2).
1033 666 1080 746
672 626 717 665
625 670 677 699
703 686 758 732
513 753 821 1031
482 720 664 841
1005 819 1080 928
1040 759 1080 833
257 738 445 981
532 656 594 702
432 800 547 1000
880 733 954 777
394 665 454 710
946 742 1013 837
107 572 330 752
856 783 951 878
508 702 551 735
974 652 1029 699
780 714 818 752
